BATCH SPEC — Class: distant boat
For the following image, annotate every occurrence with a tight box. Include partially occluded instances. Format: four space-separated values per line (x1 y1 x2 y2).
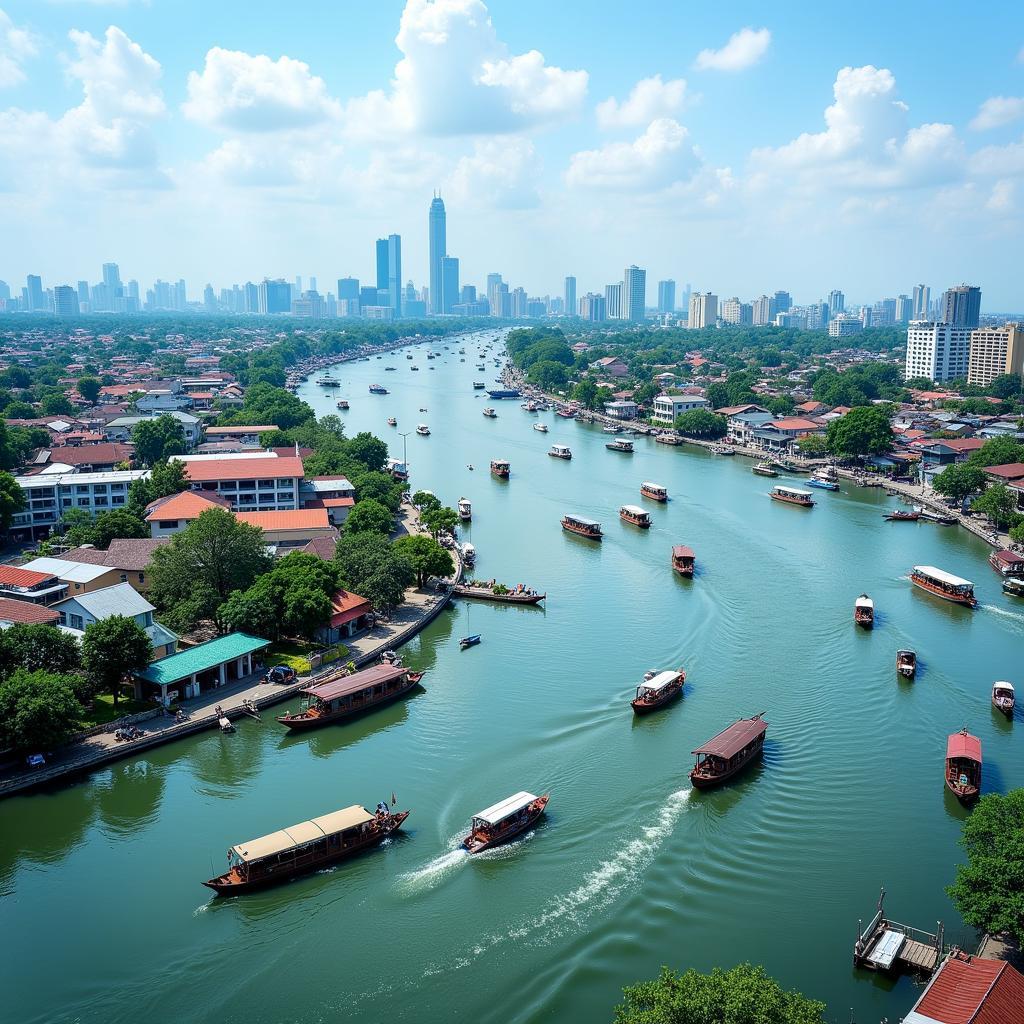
533 422 548 433
457 497 472 521
562 514 602 540
945 728 982 803
482 407 497 418
896 649 917 679
490 459 510 478
885 510 919 522
473 381 486 389
336 399 350 410
712 445 734 455
416 424 430 436
855 594 874 629
640 482 668 502
459 634 482 650
548 444 572 460
369 384 388 394
316 375 340 387
991 681 1014 718
603 424 621 434
387 417 397 426
671 545 695 578
606 439 634 453
752 462 778 477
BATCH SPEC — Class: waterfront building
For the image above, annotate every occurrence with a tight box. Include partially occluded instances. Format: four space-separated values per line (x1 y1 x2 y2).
429 195 446 315
967 323 1024 387
941 284 981 328
623 266 646 322
912 284 930 320
174 453 303 511
53 583 177 658
688 291 717 329
657 279 676 314
605 282 623 319
604 400 639 421
564 276 576 319
827 289 845 318
829 314 864 337
652 395 709 425
752 294 774 326
905 320 973 381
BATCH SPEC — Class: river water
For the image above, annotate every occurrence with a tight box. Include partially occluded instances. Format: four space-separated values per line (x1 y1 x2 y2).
2 330 1021 1024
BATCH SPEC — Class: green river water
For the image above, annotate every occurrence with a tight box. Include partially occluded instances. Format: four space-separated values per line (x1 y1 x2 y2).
1 330 1021 1024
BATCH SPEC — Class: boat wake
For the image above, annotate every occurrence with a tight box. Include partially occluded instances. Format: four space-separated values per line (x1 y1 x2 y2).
397 844 469 894
983 604 1024 626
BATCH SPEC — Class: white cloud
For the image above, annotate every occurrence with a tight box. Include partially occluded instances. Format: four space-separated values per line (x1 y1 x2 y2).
970 96 1024 132
694 27 770 72
0 8 39 88
596 74 687 129
449 137 540 208
183 48 340 132
987 179 1014 211
969 135 1024 178
566 118 698 191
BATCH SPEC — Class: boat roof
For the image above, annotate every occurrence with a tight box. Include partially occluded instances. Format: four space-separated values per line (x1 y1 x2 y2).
993 680 1015 691
303 663 407 701
855 595 874 607
914 565 974 588
672 545 695 558
551 444 570 451
640 670 680 693
774 485 813 495
564 514 600 526
642 482 666 490
491 458 509 464
473 791 537 825
621 505 648 515
946 731 982 762
693 715 768 758
231 805 374 862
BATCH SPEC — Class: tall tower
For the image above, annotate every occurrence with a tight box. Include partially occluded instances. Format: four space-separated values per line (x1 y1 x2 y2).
429 193 446 315
564 276 576 318
912 284 930 320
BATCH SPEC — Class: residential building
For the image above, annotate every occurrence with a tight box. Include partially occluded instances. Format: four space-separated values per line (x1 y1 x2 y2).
905 320 973 381
375 234 402 316
721 297 752 325
10 470 148 539
752 295 773 326
603 400 639 420
564 276 576 319
589 356 629 377
623 266 646 322
829 314 864 338
19 556 126 595
300 476 356 526
652 395 709 425
0 598 60 629
967 323 1024 387
873 298 897 325
104 411 201 448
54 285 80 316
894 294 913 323
688 292 717 329
61 538 169 593
429 195 446 315
236 509 336 551
605 282 623 319
657 280 675 314
53 583 177 659
901 954 1024 1024
579 293 606 321
441 256 459 314
827 289 845 317
317 590 373 644
0 564 67 604
912 284 930 320
175 454 304 510
750 417 823 453
941 284 981 328
773 290 791 313
726 410 775 444
145 490 231 537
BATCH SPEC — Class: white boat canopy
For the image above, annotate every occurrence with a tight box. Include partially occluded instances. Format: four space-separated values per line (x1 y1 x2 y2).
641 482 666 491
565 514 600 526
621 505 647 516
775 485 813 496
473 791 538 826
855 596 874 608
231 805 374 862
993 680 1015 691
640 670 681 693
913 565 974 588
550 444 571 453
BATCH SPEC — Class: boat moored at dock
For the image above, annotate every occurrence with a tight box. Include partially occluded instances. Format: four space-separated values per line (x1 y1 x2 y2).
1003 576 1024 597
385 457 408 481
562 514 602 540
896 650 917 679
886 510 919 522
619 505 652 529
992 681 1014 717
548 444 572 460
989 549 1024 576
631 669 685 715
690 714 768 789
463 792 549 853
490 459 510 478
606 438 634 453
671 545 695 577
945 729 981 803
640 482 668 502
770 485 815 507
457 497 472 521
910 566 976 607
752 462 778 477
451 583 545 604
855 594 875 629
807 470 840 491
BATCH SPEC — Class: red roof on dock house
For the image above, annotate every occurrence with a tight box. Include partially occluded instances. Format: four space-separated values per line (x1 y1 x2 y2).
904 954 1024 1024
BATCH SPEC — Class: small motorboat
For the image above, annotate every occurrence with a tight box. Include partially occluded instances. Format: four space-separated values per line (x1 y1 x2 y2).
896 649 917 679
457 497 472 521
752 462 778 477
992 681 1015 718
548 444 572 460
369 384 388 394
463 792 549 853
416 424 430 436
482 407 497 418
1003 577 1024 597
533 423 549 433
886 510 920 522
854 594 874 629
807 471 840 491
459 634 482 650
945 728 982 803
387 417 397 426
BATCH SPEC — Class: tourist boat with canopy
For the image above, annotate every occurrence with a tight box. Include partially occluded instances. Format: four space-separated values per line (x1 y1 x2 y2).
548 444 572 460
640 482 668 502
277 661 425 731
896 650 917 679
885 510 919 522
555 409 576 419
1003 577 1024 597
711 445 734 455
462 791 549 853
855 594 875 629
385 457 408 481
989 549 1024 576
482 407 497 418
562 514 602 540
459 542 476 566
807 470 840 491
451 583 545 604
619 505 651 529
910 566 976 607
671 545 695 577
752 462 778 477
336 399 350 410
457 497 472 521
631 669 685 715
386 416 397 426
202 803 409 895
945 729 982 803
490 458 510 478
770 484 815 507
369 384 388 394
606 438 634 453
316 375 340 388
689 714 768 789
416 423 430 436
992 681 1015 717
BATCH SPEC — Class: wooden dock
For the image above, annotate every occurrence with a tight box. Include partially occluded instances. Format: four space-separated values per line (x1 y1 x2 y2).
853 888 945 976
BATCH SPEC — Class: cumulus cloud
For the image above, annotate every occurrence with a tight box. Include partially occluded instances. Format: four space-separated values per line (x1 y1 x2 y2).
596 74 687 129
566 118 698 191
694 27 770 72
449 137 540 208
970 96 1024 132
0 8 38 88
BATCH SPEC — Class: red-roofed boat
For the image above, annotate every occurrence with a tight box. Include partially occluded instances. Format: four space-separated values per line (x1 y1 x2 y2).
690 713 768 789
671 545 695 577
945 728 981 803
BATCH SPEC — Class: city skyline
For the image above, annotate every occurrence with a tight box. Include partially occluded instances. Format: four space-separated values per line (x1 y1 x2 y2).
2 2 1024 305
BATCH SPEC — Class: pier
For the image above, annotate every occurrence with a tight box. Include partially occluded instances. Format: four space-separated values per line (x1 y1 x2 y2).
853 888 945 975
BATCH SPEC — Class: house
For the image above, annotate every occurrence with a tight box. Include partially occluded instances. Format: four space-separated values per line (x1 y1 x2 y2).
603 400 639 421
750 417 823 453
316 589 373 643
0 597 60 628
903 953 1024 1024
104 411 202 448
235 509 336 551
52 582 178 659
983 462 1024 485
202 425 277 445
299 535 339 561
589 356 629 377
651 394 709 425
0 564 68 604
29 442 134 473
144 490 231 537
19 556 128 595
727 410 775 444
914 439 987 477
794 400 828 417
61 538 170 592
136 390 194 413
714 404 769 418
174 454 304 511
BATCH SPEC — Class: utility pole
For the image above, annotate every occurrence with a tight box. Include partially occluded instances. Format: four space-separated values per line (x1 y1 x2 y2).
398 430 411 484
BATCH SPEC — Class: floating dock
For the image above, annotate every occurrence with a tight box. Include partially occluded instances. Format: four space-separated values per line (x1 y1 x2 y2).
853 888 944 975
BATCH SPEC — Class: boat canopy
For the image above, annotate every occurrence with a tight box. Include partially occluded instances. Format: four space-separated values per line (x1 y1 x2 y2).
473 791 537 826
774 485 813 496
565 514 600 527
303 664 407 702
231 805 374 862
946 731 982 762
550 444 571 453
672 545 695 559
993 680 1015 691
692 715 768 758
855 596 874 608
492 458 510 465
642 482 667 491
621 505 647 516
914 565 973 589
640 671 680 693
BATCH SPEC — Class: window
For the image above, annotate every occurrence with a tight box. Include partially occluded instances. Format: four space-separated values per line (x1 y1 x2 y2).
70 614 83 629
138 573 145 583
77 499 90 507
112 496 124 506
120 574 127 583
158 519 178 530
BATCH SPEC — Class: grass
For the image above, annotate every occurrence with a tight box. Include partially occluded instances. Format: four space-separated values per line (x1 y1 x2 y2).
80 692 154 728
264 641 349 675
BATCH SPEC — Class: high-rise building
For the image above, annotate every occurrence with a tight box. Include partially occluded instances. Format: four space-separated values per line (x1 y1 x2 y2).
657 280 676 314
752 295 774 326
605 282 623 320
773 290 792 314
243 282 259 313
511 287 528 318
460 285 477 304
0 280 9 302
174 280 187 310
337 278 360 304
721 297 752 325
905 321 972 381
258 278 291 314
872 298 896 325
564 276 576 319
688 292 717 329
375 235 402 315
805 302 828 330
967 324 1024 387
102 263 121 293
203 284 217 312
53 285 79 316
941 284 981 329
429 194 446 315
827 289 844 318
895 295 913 323
623 266 646 322
912 284 930 321
860 305 873 328
76 280 89 306
486 273 503 317
26 274 43 313
441 256 459 314
829 314 863 338
579 293 606 321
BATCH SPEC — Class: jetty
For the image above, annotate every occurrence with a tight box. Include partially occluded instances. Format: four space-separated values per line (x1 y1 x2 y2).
853 888 945 975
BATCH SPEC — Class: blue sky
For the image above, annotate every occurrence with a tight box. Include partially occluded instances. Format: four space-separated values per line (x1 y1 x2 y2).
2 0 1024 309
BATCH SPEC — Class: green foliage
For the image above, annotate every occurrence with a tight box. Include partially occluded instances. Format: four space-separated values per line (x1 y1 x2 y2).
420 505 459 538
219 382 314 431
765 395 795 416
613 963 826 1024
672 410 727 438
932 464 987 502
345 431 388 473
393 534 455 587
0 470 26 531
344 499 394 536
77 376 102 404
505 327 574 372
987 374 1024 401
571 379 599 409
0 669 83 751
334 532 415 613
797 435 828 456
82 616 153 705
971 483 1023 530
2 401 37 419
526 360 569 391
128 458 190 510
0 623 81 677
412 490 441 511
966 436 1024 469
131 414 186 466
947 789 1024 943
40 393 74 416
825 406 893 458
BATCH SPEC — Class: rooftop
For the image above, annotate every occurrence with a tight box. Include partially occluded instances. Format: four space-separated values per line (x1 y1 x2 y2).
0 598 60 626
0 564 56 588
54 581 154 619
182 456 305 483
137 632 270 686
63 538 169 571
20 556 115 584
235 509 331 531
145 490 230 521
905 955 1024 1024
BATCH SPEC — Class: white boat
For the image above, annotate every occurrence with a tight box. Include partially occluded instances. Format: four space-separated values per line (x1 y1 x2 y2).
457 497 472 521
548 444 572 460
533 422 549 433
603 424 621 434
460 542 476 566
416 424 430 436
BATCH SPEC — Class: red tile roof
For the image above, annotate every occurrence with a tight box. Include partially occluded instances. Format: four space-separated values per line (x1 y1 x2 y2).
182 456 304 483
145 490 230 521
235 509 331 530
0 565 56 588
329 589 372 627
0 598 60 625
984 462 1024 479
910 956 1024 1024
936 438 986 452
42 442 133 466
768 417 822 431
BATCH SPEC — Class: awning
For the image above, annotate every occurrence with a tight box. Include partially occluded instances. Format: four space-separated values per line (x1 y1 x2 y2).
303 664 406 701
693 716 768 758
473 791 537 825
946 731 981 762
232 805 374 862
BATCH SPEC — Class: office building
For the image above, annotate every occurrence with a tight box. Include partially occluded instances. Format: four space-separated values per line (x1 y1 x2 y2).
773 290 792 314
579 293 606 321
11 470 149 539
828 314 863 338
53 285 80 316
605 282 623 320
76 281 89 307
688 292 717 329
374 234 402 316
460 285 477 304
904 321 972 381
657 280 676 314
912 284 930 320
623 266 646 322
967 323 1024 387
941 284 981 329
441 256 459 314
895 295 913 323
102 263 121 293
752 295 774 326
872 298 896 325
258 278 291 314
564 276 576 320
827 289 844 318
26 274 44 313
429 195 446 315
721 297 752 325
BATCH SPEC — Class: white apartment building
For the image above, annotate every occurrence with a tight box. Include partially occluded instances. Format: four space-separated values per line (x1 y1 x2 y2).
11 469 149 539
688 292 717 329
652 395 710 425
967 323 1023 388
904 320 973 382
828 314 864 338
173 452 303 510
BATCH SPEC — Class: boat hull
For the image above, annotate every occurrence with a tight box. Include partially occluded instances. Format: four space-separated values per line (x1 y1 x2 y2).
277 674 423 731
562 522 601 540
911 576 976 607
689 747 764 789
631 684 682 715
620 513 651 529
992 696 1014 717
640 489 668 502
672 563 694 578
855 612 874 629
463 797 549 853
451 586 545 604
771 493 814 507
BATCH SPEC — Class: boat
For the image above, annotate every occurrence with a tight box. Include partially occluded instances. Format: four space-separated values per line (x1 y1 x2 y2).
490 459 510 478
712 445 735 456
606 439 634 453
482 407 497 418
562 514 602 540
773 459 800 473
548 444 572 460
770 484 815 507
487 389 521 399
1003 576 1024 597
369 384 388 394
896 649 917 679
457 497 472 521
945 728 982 803
602 424 621 434
807 471 840 491
460 634 482 650
910 565 976 607
276 662 425 731
533 422 549 433
416 424 430 436
992 681 1015 717
913 506 957 526
473 381 486 389
620 505 652 529
201 804 410 894
640 482 668 502
385 457 408 481
458 542 476 566
989 549 1024 576
522 401 538 412
752 462 778 477
385 366 397 371
336 399 350 410
631 669 685 715
387 417 397 426
555 409 576 419
854 594 874 629
406 354 413 359
885 510 919 522
411 365 420 371
450 583 546 605
655 433 684 446
671 545 695 577
316 375 340 388
689 714 768 789
462 792 549 853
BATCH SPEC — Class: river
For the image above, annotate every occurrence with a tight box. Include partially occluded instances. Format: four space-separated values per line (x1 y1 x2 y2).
2 330 1021 1024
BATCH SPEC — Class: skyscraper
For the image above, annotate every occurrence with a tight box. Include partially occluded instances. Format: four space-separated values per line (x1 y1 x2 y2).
564 276 576 319
895 295 913 323
53 285 79 316
605 282 623 320
429 194 446 315
376 235 402 315
752 295 774 326
941 284 981 329
102 263 121 292
258 278 291 314
912 284 930 320
688 292 718 329
905 322 972 381
773 290 792 314
487 273 503 317
441 256 459 314
827 289 845 318
25 274 43 313
623 266 646 322
657 280 676 314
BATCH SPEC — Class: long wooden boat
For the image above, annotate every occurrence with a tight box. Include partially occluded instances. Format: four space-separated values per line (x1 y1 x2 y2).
992 681 1015 718
771 485 815 507
671 545 695 577
896 649 917 679
562 514 602 540
690 713 768 789
460 634 482 650
277 663 424 731
640 482 668 502
631 669 685 715
451 584 545 604
605 439 634 453
202 805 409 894
620 504 652 529
945 729 981 803
885 510 919 522
1003 577 1024 598
490 459 510 478
655 434 684 446
855 594 874 629
463 792 549 853
910 565 976 607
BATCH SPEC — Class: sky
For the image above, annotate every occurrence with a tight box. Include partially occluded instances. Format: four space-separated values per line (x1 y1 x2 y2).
2 0 1024 310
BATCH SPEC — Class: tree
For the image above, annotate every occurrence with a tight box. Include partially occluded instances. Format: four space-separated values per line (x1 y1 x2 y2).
420 505 459 539
393 534 455 587
219 580 281 640
82 616 153 705
129 458 189 508
824 406 893 458
673 410 727 438
220 383 314 430
797 435 828 456
40 393 74 416
614 963 826 1024
412 490 441 511
633 382 658 408
0 670 83 751
704 382 731 410
77 376 102 404
947 789 1024 944
571 379 598 410
971 483 1022 530
932 464 987 502
987 374 1024 401
967 437 1024 470
0 623 81 676
335 532 415 613
351 470 403 511
344 499 394 536
90 509 150 549
0 471 26 532
131 414 186 466
526 360 569 391
345 431 389 472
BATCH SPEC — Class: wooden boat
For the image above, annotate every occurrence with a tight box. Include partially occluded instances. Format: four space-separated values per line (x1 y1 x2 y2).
896 650 917 679
387 417 397 426
385 457 408 481
945 729 982 803
855 594 874 629
771 484 815 507
490 458 510 478
631 669 685 715
459 542 476 566
336 399 350 410
451 583 545 604
620 504 652 529
562 514 602 540
992 681 1014 717
752 462 778 477
457 497 472 521
463 792 549 853
473 381 486 389
482 407 497 418
533 422 549 433
712 445 735 455
885 510 919 522
910 565 976 607
460 634 482 650
416 423 430 436
655 433 684 446
1002 576 1024 597
555 409 576 419
640 482 668 502
671 545 695 577
369 384 388 394
277 663 425 731
202 804 409 894
606 439 634 453
989 549 1024 576
690 714 768 789
913 506 957 526
548 444 572 460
